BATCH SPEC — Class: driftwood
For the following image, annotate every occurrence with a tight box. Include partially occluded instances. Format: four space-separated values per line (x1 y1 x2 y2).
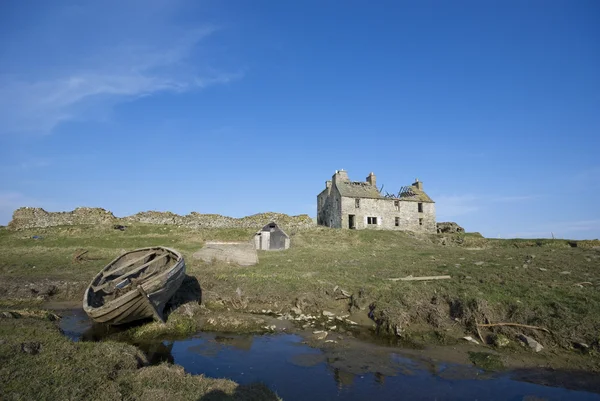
73 250 89 263
388 275 451 282
475 318 485 344
476 322 551 334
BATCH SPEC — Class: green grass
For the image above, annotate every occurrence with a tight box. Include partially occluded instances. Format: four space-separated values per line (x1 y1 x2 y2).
1 224 599 353
0 314 280 400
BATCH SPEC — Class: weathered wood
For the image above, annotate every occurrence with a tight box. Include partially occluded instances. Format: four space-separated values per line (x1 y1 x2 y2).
103 251 157 277
388 275 451 282
476 322 551 334
93 253 169 292
83 246 186 326
137 285 165 323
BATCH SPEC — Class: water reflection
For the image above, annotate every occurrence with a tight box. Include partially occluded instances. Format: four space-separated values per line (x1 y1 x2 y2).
59 309 600 401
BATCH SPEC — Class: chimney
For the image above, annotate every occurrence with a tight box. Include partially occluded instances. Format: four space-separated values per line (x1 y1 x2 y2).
325 180 332 189
366 172 376 187
333 169 349 183
412 178 423 190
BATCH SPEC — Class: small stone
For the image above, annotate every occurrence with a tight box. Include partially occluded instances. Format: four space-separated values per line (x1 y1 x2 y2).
290 307 302 315
522 264 528 269
324 340 337 343
20 342 42 355
538 268 548 272
560 271 571 275
573 342 590 352
462 336 479 345
328 325 337 331
455 264 461 267
518 334 543 352
335 317 344 322
345 320 358 325
313 331 328 340
322 311 335 317
474 261 485 266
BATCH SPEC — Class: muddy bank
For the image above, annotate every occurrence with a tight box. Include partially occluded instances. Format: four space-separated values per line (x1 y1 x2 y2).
53 308 600 400
1 271 598 376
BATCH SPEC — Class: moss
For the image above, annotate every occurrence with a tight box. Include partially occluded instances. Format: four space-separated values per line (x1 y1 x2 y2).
468 351 504 371
0 317 281 401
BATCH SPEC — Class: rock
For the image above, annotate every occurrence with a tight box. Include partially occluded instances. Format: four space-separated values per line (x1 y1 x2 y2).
328 325 337 331
538 268 548 272
437 222 465 234
490 334 510 348
573 342 590 352
290 307 302 316
474 261 485 266
313 331 328 340
322 311 335 317
560 271 571 275
20 342 42 355
518 335 543 352
462 336 480 345
1 311 19 319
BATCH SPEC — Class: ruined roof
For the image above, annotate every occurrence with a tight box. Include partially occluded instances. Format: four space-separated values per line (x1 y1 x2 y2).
394 187 434 203
336 181 383 199
336 181 435 202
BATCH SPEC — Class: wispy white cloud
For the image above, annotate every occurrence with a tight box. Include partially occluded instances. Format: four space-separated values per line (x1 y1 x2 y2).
0 4 241 135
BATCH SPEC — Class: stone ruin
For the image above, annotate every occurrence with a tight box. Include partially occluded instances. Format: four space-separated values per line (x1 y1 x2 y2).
436 222 465 234
7 207 315 231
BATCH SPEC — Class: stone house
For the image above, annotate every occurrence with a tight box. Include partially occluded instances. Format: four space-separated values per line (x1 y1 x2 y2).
317 170 436 232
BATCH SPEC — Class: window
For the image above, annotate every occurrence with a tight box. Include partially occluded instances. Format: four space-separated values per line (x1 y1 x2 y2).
395 217 400 226
367 217 378 225
355 198 360 208
419 218 423 226
418 202 423 213
394 200 399 211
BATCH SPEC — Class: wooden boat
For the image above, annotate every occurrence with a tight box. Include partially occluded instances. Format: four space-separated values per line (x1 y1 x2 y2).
83 246 186 325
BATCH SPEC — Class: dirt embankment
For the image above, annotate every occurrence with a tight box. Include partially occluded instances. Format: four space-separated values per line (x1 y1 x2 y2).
8 207 315 231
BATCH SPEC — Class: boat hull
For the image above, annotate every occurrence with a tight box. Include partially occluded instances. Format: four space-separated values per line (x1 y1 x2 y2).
83 247 186 325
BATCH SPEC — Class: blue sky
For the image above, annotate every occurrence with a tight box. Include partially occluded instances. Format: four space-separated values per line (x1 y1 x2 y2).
1 0 599 239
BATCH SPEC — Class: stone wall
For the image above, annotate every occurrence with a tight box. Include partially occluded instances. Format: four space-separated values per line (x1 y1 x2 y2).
8 207 315 231
340 197 436 233
317 186 342 228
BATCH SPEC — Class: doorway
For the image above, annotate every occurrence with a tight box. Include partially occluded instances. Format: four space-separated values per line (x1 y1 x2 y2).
349 214 356 229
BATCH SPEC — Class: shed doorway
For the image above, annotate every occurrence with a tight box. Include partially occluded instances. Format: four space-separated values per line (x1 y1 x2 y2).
349 214 356 229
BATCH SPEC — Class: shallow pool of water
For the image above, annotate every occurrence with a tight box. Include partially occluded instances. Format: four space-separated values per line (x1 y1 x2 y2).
60 309 600 401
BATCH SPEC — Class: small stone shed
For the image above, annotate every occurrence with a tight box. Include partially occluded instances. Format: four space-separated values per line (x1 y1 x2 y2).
254 222 290 251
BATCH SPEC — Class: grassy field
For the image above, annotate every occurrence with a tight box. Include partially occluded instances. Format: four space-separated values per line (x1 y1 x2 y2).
1 223 600 388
